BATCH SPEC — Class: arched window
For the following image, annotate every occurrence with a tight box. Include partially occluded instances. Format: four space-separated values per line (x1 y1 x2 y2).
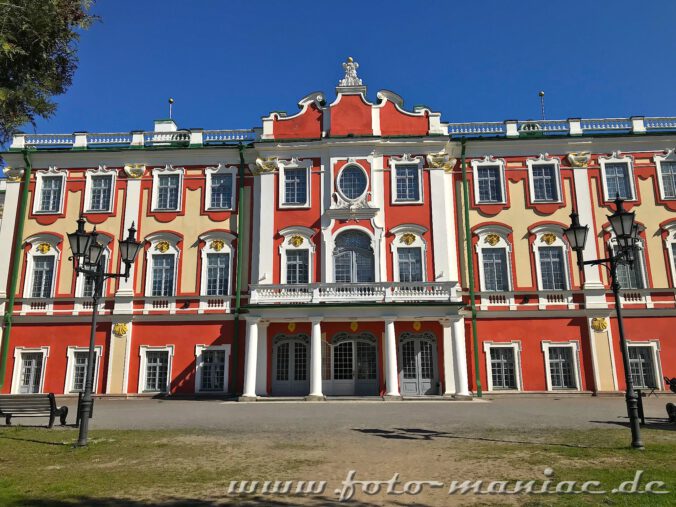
333 230 374 283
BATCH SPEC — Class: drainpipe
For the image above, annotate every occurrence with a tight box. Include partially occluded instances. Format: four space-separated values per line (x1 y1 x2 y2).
459 139 482 397
231 143 247 394
0 149 32 389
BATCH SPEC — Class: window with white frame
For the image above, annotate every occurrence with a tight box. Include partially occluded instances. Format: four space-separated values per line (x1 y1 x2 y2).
599 153 635 201
79 250 110 298
610 242 646 291
152 166 184 211
542 341 581 391
663 225 676 287
627 342 661 389
279 158 312 207
139 346 173 393
475 226 513 294
64 346 102 393
279 226 315 285
397 247 423 282
195 345 230 393
205 165 236 210
151 254 175 296
527 155 561 202
85 167 116 213
144 233 181 298
390 225 428 283
390 155 424 204
34 168 67 214
654 150 676 200
337 164 368 201
472 157 505 204
198 232 235 297
483 342 522 391
11 347 49 394
31 256 56 298
539 246 567 290
23 235 60 300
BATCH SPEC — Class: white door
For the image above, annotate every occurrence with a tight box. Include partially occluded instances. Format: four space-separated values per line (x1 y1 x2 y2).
272 336 310 396
325 333 378 396
19 353 43 394
399 333 438 396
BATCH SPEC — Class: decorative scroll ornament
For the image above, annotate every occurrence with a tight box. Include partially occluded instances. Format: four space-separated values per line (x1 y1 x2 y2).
288 235 304 247
254 157 278 175
124 163 146 178
113 323 128 337
567 152 591 168
36 243 51 254
426 151 457 173
287 322 296 332
485 233 501 246
3 166 25 182
591 318 608 332
339 57 362 87
541 233 557 245
400 233 416 246
350 321 359 332
412 321 422 331
155 240 170 253
211 239 225 252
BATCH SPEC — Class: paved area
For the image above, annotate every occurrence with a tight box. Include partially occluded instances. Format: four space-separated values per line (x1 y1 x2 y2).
55 395 675 432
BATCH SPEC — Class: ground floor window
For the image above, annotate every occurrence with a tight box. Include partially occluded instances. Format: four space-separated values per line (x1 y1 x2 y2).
11 347 49 394
483 342 521 391
65 346 102 393
628 344 659 389
139 346 174 393
542 342 580 390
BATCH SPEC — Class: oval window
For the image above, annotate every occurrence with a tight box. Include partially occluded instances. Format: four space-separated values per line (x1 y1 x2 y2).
338 165 368 200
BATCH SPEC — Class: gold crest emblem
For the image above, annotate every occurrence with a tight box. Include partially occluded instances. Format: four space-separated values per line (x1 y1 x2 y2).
36 243 51 254
287 322 296 332
400 233 416 246
112 323 128 337
591 318 608 332
350 322 359 332
413 321 422 331
211 239 225 252
485 233 500 246
289 235 304 247
541 233 557 245
155 240 170 253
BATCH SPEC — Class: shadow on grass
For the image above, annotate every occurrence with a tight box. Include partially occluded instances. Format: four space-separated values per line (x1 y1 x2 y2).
0 434 71 446
354 427 603 448
590 419 676 431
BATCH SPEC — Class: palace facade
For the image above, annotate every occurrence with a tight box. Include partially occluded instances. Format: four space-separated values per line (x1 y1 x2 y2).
1 59 675 399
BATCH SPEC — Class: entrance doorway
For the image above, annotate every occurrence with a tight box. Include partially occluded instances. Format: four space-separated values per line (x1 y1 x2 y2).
271 335 310 396
323 332 378 396
399 332 438 396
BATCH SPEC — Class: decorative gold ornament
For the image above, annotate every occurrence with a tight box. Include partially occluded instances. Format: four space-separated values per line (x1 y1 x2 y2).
211 239 225 252
36 243 51 254
287 322 296 332
426 151 457 173
567 152 591 168
254 157 278 175
485 233 500 246
412 321 422 331
289 235 304 247
400 233 416 246
3 166 25 182
591 318 608 332
350 321 359 332
155 240 170 253
112 323 128 337
541 233 557 245
124 163 146 178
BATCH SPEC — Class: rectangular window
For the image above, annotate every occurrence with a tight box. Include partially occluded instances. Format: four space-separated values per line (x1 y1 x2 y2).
82 254 107 298
477 165 503 203
490 347 517 389
144 350 169 392
548 346 576 389
398 247 423 282
39 176 63 212
616 258 644 290
628 346 656 389
200 349 226 391
31 256 55 298
71 351 89 392
539 246 567 290
482 248 509 291
660 161 676 199
19 352 43 394
531 163 559 201
605 163 632 200
210 174 233 209
395 165 420 202
206 253 230 296
151 254 175 297
89 175 113 211
286 250 309 284
156 174 180 210
283 168 307 205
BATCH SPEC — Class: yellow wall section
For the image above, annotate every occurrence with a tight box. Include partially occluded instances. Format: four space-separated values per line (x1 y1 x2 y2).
107 331 128 394
593 330 615 391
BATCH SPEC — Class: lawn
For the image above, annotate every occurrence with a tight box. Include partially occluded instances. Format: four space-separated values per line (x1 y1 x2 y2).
0 424 674 506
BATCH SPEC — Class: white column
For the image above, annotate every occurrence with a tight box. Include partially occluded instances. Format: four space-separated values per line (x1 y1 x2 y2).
0 177 22 306
241 317 259 399
114 175 143 313
384 319 400 397
308 318 324 399
255 321 269 396
251 172 274 284
430 168 456 281
441 320 456 396
452 318 471 397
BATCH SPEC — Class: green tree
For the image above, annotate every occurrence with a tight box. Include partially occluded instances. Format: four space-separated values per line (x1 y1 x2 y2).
0 0 96 146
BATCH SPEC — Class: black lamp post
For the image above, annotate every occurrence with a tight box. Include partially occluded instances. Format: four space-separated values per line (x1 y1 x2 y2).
68 216 143 447
564 197 644 449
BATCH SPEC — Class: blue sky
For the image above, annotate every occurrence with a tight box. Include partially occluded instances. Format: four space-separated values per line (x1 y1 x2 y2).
22 0 676 135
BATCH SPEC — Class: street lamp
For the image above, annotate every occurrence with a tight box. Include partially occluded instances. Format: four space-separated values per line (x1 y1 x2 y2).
68 216 143 447
564 197 644 449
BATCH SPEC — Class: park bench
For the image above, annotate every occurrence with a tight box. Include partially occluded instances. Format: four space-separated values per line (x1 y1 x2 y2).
665 377 676 423
0 393 68 428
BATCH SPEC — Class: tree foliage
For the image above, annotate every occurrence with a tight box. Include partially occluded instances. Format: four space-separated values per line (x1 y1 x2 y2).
0 0 96 146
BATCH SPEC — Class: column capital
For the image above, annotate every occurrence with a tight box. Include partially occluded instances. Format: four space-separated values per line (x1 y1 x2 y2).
309 317 323 324
244 315 261 324
383 317 396 325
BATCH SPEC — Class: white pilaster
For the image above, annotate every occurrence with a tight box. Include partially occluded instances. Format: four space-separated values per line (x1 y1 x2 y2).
308 318 324 399
255 321 269 396
0 178 23 304
429 168 456 281
441 320 456 396
114 175 143 313
452 318 470 397
252 172 275 284
241 317 259 399
384 318 400 397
